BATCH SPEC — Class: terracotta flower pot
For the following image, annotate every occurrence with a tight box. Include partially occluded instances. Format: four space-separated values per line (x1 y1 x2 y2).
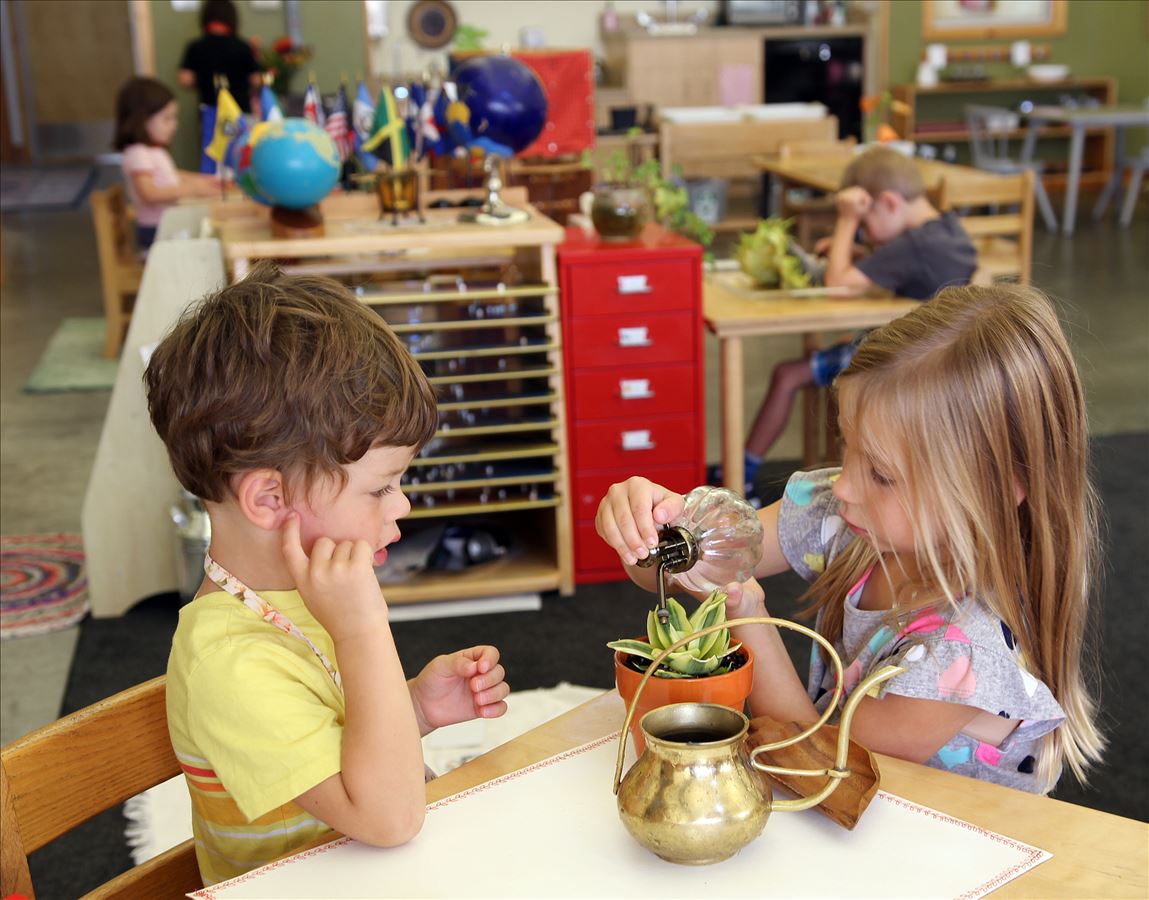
614 643 755 755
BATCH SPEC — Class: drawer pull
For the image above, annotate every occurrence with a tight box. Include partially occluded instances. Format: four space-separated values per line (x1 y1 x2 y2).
619 378 654 400
617 326 652 348
616 274 652 295
621 429 656 451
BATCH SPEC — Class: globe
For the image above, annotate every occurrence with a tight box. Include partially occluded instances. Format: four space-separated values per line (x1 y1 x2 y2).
237 118 340 209
452 56 547 156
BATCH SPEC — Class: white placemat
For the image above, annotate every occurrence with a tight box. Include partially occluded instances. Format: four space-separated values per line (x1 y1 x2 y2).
192 710 1050 899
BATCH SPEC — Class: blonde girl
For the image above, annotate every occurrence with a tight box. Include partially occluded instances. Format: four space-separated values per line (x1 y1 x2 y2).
597 284 1103 793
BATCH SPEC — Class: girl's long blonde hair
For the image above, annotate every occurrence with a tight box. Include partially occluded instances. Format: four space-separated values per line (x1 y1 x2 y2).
806 284 1104 791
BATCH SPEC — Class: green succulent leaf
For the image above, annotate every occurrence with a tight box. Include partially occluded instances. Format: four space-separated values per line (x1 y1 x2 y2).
607 639 657 660
666 596 691 635
664 651 721 676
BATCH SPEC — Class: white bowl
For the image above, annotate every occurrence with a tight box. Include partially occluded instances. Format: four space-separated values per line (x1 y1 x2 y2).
1028 64 1070 83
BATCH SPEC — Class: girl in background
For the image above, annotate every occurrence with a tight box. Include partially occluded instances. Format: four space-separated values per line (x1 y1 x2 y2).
597 284 1104 794
113 77 217 251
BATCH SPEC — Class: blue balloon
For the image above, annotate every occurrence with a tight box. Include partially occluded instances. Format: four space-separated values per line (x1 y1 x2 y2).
247 118 341 209
452 56 547 156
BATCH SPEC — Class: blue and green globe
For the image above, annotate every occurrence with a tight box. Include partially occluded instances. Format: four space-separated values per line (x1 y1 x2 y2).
235 118 340 209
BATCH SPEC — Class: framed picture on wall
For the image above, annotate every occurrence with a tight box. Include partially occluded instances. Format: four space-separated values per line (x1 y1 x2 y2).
922 0 1068 40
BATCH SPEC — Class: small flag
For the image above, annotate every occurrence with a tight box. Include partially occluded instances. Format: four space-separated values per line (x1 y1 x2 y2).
205 87 243 162
260 83 283 123
408 81 441 160
362 84 411 169
352 79 380 171
302 81 325 127
324 82 352 162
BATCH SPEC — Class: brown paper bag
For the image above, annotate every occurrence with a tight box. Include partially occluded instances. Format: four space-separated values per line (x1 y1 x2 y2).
747 715 881 830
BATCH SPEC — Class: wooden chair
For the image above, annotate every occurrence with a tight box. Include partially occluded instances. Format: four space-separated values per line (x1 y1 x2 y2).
1 676 201 899
936 169 1035 285
777 137 858 248
89 184 144 358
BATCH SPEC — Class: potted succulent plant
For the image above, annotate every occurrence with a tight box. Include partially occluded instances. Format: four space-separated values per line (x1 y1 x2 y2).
609 590 754 753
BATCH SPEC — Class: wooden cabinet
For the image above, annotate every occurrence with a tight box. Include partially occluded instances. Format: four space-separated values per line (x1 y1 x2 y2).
214 192 574 604
892 78 1116 190
557 225 705 583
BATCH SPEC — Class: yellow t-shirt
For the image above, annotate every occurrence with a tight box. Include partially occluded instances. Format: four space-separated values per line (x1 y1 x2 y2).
166 589 343 885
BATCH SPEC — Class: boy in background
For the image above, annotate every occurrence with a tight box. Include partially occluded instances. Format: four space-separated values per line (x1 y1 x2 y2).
742 147 977 492
146 263 509 885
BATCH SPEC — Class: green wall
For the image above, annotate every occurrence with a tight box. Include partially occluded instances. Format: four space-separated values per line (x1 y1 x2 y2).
149 0 366 169
889 0 1148 94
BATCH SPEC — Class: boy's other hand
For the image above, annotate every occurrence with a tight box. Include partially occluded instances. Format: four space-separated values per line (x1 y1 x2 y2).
280 511 387 642
595 477 685 566
835 186 873 220
409 646 509 735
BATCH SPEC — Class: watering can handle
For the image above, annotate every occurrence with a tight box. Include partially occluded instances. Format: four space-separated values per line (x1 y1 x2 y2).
612 616 904 800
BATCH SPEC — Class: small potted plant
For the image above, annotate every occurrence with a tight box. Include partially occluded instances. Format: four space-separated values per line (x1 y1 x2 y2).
591 131 715 249
609 590 753 753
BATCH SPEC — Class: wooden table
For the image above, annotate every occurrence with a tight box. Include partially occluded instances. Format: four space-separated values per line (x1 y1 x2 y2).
228 691 1147 898
703 272 919 491
753 152 1007 204
1021 104 1149 234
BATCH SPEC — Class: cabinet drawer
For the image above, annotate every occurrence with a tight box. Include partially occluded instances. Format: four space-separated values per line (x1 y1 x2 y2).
573 465 702 522
569 313 695 370
575 521 626 574
566 260 696 317
573 415 697 470
572 365 695 420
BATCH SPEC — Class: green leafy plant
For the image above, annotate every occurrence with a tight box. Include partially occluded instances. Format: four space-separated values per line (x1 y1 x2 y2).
736 218 811 290
600 140 715 254
454 24 489 50
608 591 741 678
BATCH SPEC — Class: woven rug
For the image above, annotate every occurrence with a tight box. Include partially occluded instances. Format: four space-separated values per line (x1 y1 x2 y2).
0 166 96 212
0 534 89 639
24 317 118 393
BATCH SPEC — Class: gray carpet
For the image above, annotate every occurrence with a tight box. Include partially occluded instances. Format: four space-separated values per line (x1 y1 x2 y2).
30 435 1148 897
0 166 96 212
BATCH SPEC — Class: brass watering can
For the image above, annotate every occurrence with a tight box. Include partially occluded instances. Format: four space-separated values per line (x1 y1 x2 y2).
613 616 903 865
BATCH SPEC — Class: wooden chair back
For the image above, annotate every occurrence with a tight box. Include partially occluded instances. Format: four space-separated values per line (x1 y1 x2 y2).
1 676 201 899
936 169 1034 285
89 184 145 358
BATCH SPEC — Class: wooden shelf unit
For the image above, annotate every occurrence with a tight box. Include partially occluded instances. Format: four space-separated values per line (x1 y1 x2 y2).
213 191 574 605
892 77 1117 190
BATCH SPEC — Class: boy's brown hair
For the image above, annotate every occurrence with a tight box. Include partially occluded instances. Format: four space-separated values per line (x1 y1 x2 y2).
841 146 926 201
145 262 438 502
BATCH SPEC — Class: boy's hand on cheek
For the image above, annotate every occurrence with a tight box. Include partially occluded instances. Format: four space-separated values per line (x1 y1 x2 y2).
409 646 509 734
280 512 387 642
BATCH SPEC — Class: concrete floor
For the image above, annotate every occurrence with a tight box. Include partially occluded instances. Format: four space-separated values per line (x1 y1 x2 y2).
1 180 1147 747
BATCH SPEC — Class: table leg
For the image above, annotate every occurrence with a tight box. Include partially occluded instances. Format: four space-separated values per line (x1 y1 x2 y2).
1020 121 1040 165
802 333 820 467
719 336 745 494
1062 125 1086 235
1093 125 1127 221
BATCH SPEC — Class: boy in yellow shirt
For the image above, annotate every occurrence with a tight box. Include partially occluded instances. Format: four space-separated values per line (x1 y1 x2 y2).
146 263 509 885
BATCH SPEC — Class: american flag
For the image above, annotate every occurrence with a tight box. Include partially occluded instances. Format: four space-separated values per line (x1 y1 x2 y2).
325 83 352 162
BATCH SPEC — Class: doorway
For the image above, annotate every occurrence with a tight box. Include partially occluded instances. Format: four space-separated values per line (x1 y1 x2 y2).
3 0 136 162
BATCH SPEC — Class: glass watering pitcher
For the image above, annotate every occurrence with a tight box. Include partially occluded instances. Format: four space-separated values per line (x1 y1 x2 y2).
612 617 904 865
636 486 764 626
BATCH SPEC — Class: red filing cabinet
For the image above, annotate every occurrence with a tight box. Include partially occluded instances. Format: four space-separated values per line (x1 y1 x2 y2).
557 224 706 583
